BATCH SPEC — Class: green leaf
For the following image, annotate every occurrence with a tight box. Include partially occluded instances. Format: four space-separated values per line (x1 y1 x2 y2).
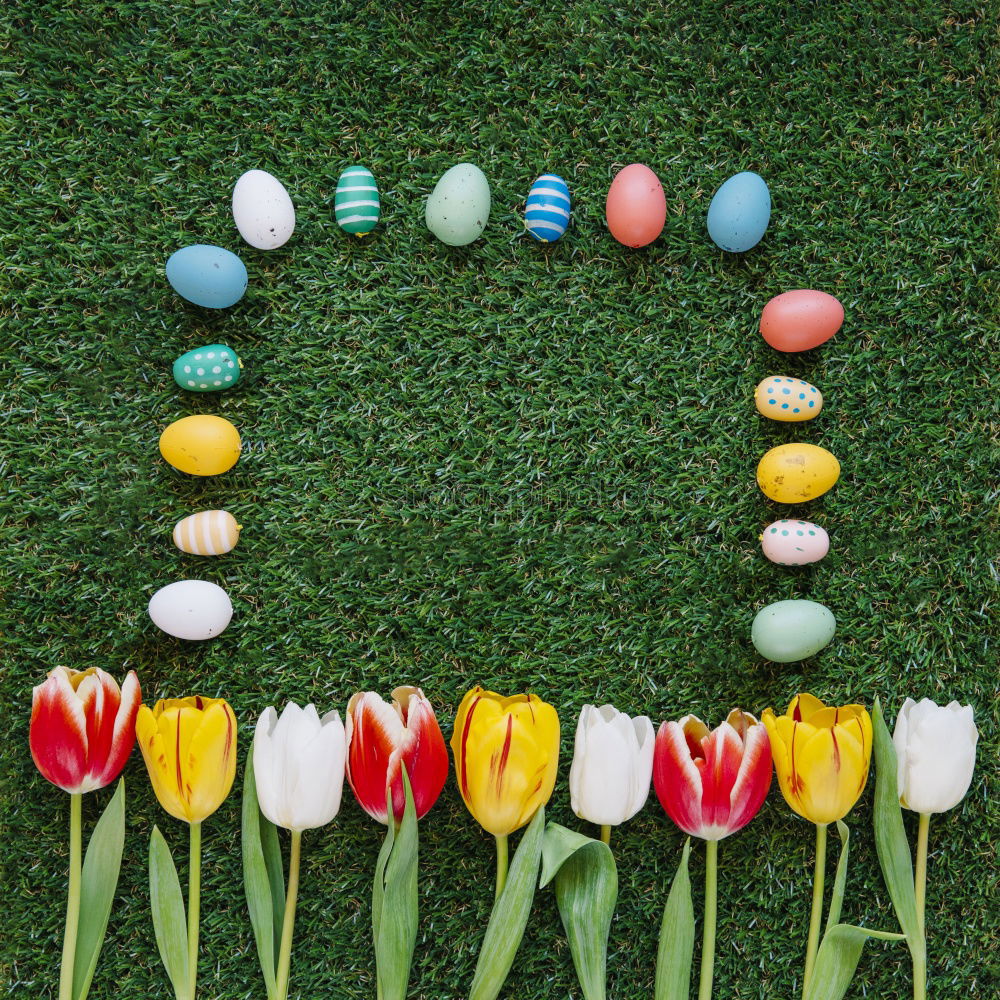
371 788 395 961
803 923 906 1000
825 821 851 933
72 779 126 1000
374 766 419 1000
149 825 189 1000
872 699 922 952
469 807 546 1000
539 822 617 1000
654 839 695 1000
241 755 280 999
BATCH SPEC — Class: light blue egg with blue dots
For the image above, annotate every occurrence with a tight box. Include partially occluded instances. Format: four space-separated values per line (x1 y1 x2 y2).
525 173 570 242
755 375 823 422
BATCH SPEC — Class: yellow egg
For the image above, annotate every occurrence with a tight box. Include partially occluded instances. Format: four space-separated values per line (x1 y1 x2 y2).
173 510 242 555
756 443 840 503
754 376 823 421
159 415 241 476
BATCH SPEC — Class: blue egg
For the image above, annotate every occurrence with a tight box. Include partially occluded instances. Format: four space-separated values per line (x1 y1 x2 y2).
166 245 248 308
525 173 570 242
706 172 771 252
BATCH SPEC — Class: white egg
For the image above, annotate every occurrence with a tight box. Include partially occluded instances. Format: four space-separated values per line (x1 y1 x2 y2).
232 169 295 250
148 580 233 640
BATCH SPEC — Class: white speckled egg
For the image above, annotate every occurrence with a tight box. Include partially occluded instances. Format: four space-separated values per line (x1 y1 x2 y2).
148 580 233 640
232 169 295 250
173 510 242 555
761 520 829 565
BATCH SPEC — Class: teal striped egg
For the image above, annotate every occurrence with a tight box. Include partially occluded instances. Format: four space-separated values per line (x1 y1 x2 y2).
173 344 242 392
335 165 379 235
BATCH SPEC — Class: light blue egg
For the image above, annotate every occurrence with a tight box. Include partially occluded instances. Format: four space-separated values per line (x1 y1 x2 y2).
166 245 248 308
707 172 771 252
525 173 570 242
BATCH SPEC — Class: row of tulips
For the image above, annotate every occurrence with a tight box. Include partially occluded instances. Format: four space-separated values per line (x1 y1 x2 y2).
30 667 978 1000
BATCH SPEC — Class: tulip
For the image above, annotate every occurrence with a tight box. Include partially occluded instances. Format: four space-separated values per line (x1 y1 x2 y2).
30 667 140 1000
345 686 449 824
569 703 654 841
653 709 771 1000
763 694 873 996
892 698 978 1000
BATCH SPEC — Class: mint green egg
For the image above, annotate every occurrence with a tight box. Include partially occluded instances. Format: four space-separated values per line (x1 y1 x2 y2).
172 344 242 392
751 600 836 662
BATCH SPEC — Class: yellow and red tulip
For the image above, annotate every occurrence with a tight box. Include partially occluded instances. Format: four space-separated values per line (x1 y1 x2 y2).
30 666 141 794
345 686 448 824
653 708 772 840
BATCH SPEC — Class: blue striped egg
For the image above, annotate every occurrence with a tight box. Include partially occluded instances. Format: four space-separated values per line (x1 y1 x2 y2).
525 173 570 242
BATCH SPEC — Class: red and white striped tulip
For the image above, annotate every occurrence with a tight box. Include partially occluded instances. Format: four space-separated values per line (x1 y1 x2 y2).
30 666 142 794
653 709 771 840
345 686 449 824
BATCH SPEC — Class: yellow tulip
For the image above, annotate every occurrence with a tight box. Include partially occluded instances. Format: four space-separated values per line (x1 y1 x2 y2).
763 693 872 825
136 696 237 823
451 686 560 836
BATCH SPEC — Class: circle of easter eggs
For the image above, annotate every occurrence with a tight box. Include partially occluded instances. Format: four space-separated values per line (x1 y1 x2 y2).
605 164 666 247
760 290 844 352
761 520 829 565
166 245 248 309
751 599 836 662
756 443 840 503
173 510 242 556
335 165 380 236
232 169 295 250
524 173 571 242
148 580 233 640
425 163 491 246
755 376 823 421
707 171 770 252
173 344 242 392
159 415 241 477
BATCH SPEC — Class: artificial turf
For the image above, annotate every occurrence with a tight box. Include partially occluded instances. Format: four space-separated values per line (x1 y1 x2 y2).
2 1 997 998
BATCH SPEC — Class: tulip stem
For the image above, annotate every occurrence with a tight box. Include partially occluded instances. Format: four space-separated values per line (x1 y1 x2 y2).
912 813 930 1000
58 793 82 1000
600 825 611 846
187 822 202 1000
275 830 302 1000
802 823 827 997
698 839 718 1000
494 834 509 901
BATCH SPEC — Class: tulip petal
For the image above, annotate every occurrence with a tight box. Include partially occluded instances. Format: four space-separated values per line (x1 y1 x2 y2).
653 721 704 837
93 670 141 791
30 667 89 793
899 702 978 813
394 692 448 821
726 720 772 834
790 692 827 723
569 710 635 825
185 701 237 822
698 722 744 832
346 692 405 823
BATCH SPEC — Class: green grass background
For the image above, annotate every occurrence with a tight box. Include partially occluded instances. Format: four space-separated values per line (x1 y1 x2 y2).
2 1 997 997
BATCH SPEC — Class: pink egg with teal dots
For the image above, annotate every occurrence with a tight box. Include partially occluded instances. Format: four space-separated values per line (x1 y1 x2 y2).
525 173 570 242
755 376 823 421
761 520 829 565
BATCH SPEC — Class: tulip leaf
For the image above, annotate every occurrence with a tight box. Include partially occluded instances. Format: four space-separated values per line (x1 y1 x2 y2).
654 838 695 1000
469 807 546 1000
872 699 923 953
802 923 906 1000
149 825 189 999
72 779 126 1000
374 766 419 1000
241 754 281 999
825 820 851 933
539 822 617 1000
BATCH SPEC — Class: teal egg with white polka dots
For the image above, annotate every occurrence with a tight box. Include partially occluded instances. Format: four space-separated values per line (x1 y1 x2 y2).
761 519 829 565
754 376 823 421
173 344 242 392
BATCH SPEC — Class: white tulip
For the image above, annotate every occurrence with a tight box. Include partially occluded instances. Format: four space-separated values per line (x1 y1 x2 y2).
893 697 978 814
569 703 655 826
253 702 347 831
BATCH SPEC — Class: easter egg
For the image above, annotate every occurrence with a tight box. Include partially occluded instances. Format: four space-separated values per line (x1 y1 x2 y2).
524 173 571 242
173 510 242 556
173 344 242 392
605 164 666 248
707 172 770 252
166 245 248 309
751 600 836 662
232 169 295 250
760 290 844 352
335 165 380 235
148 580 233 640
425 163 491 246
159 415 241 477
757 443 840 503
755 376 823 421
761 520 829 565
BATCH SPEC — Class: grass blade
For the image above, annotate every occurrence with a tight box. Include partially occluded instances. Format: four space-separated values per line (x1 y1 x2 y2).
149 825 188 1000
654 839 694 1000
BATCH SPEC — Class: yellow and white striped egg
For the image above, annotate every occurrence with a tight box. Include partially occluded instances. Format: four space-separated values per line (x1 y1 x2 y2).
172 510 241 556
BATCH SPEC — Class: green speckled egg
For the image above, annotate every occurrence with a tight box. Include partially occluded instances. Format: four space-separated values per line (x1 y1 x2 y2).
173 344 242 392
